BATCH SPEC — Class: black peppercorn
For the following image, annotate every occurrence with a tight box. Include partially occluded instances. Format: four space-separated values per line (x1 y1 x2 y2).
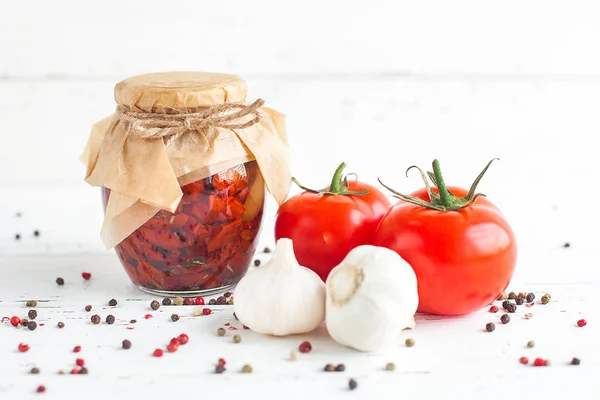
254 259 261 267
27 321 37 331
30 367 40 374
15 233 21 240
91 315 101 324
500 314 511 324
515 297 524 305
486 322 495 332
263 247 271 253
502 301 516 313
209 298 217 305
26 300 37 307
215 365 226 374
348 379 358 390
162 298 172 306
85 305 92 312
502 300 511 309
56 277 65 286
122 340 132 349
171 314 180 322
335 364 346 372
33 230 40 237
28 310 37 320
57 322 65 328
526 293 535 303
150 300 160 310
216 296 227 305
106 315 115 324
79 367 88 374
563 242 571 248
571 357 580 365
324 364 335 372
108 299 118 307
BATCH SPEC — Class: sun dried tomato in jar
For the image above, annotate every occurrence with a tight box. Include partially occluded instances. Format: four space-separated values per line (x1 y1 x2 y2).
82 72 290 295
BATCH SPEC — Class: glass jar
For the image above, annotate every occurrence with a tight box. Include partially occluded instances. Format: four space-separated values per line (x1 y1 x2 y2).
102 161 264 296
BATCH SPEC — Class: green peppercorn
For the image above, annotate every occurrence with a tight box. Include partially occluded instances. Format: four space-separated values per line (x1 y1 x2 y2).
518 292 527 299
527 340 535 348
508 292 517 300
385 362 396 371
26 300 37 307
541 294 550 305
173 297 184 306
233 334 242 343
405 338 415 347
497 292 508 301
217 327 226 336
241 364 253 373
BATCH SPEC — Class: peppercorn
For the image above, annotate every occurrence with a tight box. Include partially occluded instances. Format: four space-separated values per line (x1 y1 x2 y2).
26 300 37 307
150 300 160 310
524 313 534 319
79 367 88 374
18 343 30 352
73 345 81 353
20 318 28 327
348 379 358 390
541 294 551 305
36 385 46 393
85 305 92 312
489 305 498 313
192 308 201 317
215 365 226 374
58 370 65 375
15 233 21 240
263 247 271 253
324 364 335 372
405 338 415 347
33 229 40 237
227 297 234 305
571 357 580 365
129 319 137 324
106 315 115 324
385 362 396 371
171 314 180 322
209 298 217 305
30 367 40 374
153 349 163 357
515 297 524 305
217 327 226 336
502 300 511 309
167 343 178 353
335 364 346 372
519 357 529 365
76 358 85 367
178 334 189 345
216 296 227 305
563 242 571 248
518 292 527 299
241 364 253 373
508 292 517 300
233 334 242 343
122 340 132 349
299 341 312 353
184 298 194 306
162 298 172 306
502 301 516 313
56 277 65 286
90 315 101 324
81 272 92 280
108 299 117 307
497 292 508 301
577 319 587 327
500 314 510 324
526 293 535 303
28 310 37 320
195 297 205 305
173 297 184 306
290 351 299 361
254 259 261 267
527 340 535 348
217 358 226 367
533 358 546 367
486 322 495 332
27 321 37 330
202 308 212 315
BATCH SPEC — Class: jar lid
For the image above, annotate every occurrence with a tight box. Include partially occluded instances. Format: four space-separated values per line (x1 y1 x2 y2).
114 71 248 113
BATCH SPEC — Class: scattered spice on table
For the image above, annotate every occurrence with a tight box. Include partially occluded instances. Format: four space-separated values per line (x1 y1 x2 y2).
36 385 46 393
130 319 137 324
85 305 92 312
519 357 529 365
290 351 299 361
195 297 205 305
241 364 253 373
508 292 517 300
28 321 37 330
348 379 358 390
577 319 587 327
515 297 524 305
503 301 517 313
73 346 81 353
541 294 551 305
153 349 163 357
162 298 172 306
497 292 508 301
571 357 580 365
405 338 415 347
30 367 40 374
533 358 546 367
173 297 184 306
56 277 65 286
527 340 535 348
202 308 212 315
324 364 335 372
26 300 37 307
254 259 261 267
167 343 178 352
486 322 495 332
216 296 227 305
28 310 37 320
10 316 20 327
488 305 498 313
526 293 535 303
108 299 118 306
184 298 195 306
81 272 92 280
299 341 312 353
76 358 85 367
518 292 527 299
18 343 30 352
227 297 234 305
178 334 189 345
500 314 510 324
233 334 242 343
171 314 180 322
91 315 101 324
217 327 226 336
106 315 115 324
385 362 396 371
122 340 132 349
192 308 201 317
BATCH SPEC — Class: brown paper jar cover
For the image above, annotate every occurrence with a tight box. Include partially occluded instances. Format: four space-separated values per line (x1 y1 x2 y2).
81 72 291 294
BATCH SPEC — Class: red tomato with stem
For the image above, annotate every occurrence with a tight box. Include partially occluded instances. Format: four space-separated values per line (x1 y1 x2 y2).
374 159 517 316
275 162 391 282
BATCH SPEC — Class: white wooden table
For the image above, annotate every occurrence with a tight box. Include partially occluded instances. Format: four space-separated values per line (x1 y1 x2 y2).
1 242 598 400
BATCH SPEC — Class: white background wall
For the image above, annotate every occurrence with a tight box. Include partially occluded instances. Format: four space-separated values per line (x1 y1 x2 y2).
1 0 599 256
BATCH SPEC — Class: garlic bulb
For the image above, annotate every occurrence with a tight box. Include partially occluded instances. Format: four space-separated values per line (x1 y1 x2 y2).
234 238 326 336
325 245 418 352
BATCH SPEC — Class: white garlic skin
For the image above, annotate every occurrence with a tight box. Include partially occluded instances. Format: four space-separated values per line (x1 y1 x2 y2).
234 238 326 336
325 245 418 352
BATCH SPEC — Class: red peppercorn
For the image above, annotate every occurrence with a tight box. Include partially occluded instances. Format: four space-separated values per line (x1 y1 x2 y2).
202 308 212 315
167 343 178 353
18 343 30 352
217 358 227 366
488 306 498 313
577 319 587 327
36 385 46 393
178 334 189 345
533 358 546 367
144 314 153 319
73 346 81 353
170 338 181 346
70 368 79 374
81 272 92 280
299 341 312 353
243 325 249 330
75 358 85 367
153 349 164 357
10 316 21 327
224 291 232 298
519 357 529 365
195 297 205 305
184 298 194 306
